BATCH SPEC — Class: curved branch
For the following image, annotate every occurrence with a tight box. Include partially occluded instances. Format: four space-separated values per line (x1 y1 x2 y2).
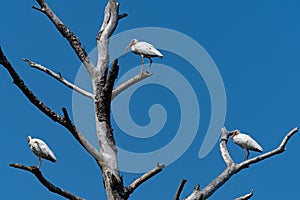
125 163 165 197
238 127 298 169
112 72 152 100
174 179 187 200
9 163 84 200
185 127 298 200
33 0 95 76
23 58 94 99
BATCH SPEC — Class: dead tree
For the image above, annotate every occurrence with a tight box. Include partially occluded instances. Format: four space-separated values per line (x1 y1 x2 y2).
0 0 297 199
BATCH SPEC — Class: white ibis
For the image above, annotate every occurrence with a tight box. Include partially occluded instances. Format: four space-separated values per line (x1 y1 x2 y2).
27 136 56 169
124 39 163 74
229 130 263 160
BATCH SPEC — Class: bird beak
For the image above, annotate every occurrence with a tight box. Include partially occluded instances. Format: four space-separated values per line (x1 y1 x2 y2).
124 41 132 56
227 130 236 143
229 130 238 138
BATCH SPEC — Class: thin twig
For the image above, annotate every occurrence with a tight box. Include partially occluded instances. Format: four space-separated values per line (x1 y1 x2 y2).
9 163 84 200
32 5 44 12
112 72 152 100
125 164 165 196
118 13 128 20
235 189 254 200
23 58 94 99
174 179 187 200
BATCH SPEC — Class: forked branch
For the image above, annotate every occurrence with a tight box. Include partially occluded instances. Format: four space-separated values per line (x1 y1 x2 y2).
0 47 101 162
238 127 298 169
185 127 298 200
9 163 84 200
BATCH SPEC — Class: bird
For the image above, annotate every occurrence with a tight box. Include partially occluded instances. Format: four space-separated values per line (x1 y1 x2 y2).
27 136 56 169
124 39 163 74
229 130 263 160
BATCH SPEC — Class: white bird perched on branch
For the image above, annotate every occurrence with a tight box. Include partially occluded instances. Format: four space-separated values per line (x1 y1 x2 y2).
27 136 56 169
124 39 163 74
229 130 263 160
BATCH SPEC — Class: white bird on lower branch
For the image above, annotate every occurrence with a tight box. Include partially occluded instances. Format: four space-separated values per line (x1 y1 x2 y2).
124 39 163 74
229 130 263 160
27 136 56 169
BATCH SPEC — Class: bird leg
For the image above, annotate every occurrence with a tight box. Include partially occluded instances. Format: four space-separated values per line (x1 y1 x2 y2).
243 149 250 161
140 57 145 74
246 150 250 160
147 58 153 73
38 157 42 169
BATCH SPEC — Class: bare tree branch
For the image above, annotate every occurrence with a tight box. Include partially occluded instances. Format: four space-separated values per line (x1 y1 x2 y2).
91 1 129 200
9 163 84 200
96 0 120 72
112 73 152 100
220 127 234 167
185 127 298 200
61 107 103 161
33 0 95 76
23 58 94 99
185 185 203 200
174 179 187 200
238 127 298 169
118 13 128 20
0 47 61 123
235 189 254 200
0 47 102 162
2 0 297 199
125 164 165 197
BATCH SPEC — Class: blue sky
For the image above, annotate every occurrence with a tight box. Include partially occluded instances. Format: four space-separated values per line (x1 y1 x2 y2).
1 0 300 199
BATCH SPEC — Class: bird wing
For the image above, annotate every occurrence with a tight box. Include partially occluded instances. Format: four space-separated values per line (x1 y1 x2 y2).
133 42 163 58
234 134 263 152
243 134 263 152
34 139 57 162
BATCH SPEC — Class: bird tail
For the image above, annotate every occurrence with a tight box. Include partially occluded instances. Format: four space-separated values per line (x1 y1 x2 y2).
48 151 57 162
